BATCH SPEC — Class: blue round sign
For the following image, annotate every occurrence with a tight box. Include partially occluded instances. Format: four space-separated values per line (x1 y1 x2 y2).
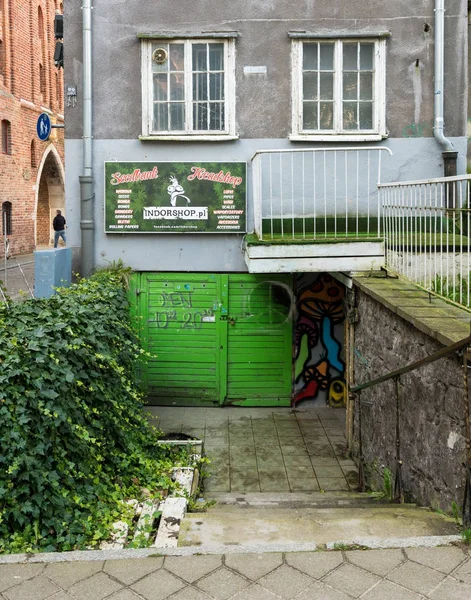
36 113 51 141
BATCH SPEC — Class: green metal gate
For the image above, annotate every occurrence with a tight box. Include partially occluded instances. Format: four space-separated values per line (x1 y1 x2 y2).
132 273 293 406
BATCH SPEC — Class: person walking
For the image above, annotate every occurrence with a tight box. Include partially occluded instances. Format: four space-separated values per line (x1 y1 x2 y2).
52 210 66 248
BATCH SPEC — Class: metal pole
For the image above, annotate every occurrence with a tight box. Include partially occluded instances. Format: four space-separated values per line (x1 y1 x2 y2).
433 0 454 153
394 376 404 503
433 0 457 182
14 259 33 298
80 0 94 277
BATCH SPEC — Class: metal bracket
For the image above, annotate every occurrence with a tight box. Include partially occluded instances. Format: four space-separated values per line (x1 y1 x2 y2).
347 308 359 324
394 460 404 503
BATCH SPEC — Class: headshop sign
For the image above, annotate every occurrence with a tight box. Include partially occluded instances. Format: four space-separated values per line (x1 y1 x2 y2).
104 161 246 233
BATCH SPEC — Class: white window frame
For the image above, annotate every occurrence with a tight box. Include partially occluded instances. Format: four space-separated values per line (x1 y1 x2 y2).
290 37 387 142
140 37 237 141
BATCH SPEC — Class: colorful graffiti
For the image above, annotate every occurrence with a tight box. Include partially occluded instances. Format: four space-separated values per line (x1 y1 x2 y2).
294 273 346 407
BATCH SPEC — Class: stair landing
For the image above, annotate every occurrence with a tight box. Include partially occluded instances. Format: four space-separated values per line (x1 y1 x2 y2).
145 406 355 494
179 503 460 550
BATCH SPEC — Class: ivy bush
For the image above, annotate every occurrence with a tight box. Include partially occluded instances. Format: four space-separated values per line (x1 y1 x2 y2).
0 268 178 553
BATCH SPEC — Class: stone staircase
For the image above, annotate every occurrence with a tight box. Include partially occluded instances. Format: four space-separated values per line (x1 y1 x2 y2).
178 491 461 551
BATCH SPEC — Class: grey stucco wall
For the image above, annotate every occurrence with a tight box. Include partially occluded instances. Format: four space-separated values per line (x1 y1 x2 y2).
64 1 468 140
352 288 468 511
65 137 466 271
63 1 468 272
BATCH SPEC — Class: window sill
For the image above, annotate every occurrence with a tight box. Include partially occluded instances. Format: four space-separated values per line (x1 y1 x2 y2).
289 133 387 142
139 134 239 142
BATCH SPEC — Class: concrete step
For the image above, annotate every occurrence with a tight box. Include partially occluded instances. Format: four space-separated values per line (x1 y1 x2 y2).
179 502 460 551
205 491 391 509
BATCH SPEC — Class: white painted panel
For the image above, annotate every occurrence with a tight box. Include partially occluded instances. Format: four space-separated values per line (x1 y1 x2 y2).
245 255 384 273
246 241 384 259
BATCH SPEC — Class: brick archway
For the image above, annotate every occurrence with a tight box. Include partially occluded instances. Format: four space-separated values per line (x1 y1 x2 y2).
35 146 64 247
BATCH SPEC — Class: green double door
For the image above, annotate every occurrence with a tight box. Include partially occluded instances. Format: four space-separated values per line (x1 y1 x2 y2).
132 273 293 406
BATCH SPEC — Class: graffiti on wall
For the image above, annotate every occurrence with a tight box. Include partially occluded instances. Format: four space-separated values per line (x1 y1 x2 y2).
293 273 346 407
401 121 432 138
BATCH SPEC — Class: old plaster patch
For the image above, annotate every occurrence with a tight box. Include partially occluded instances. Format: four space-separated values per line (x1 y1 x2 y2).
447 431 461 450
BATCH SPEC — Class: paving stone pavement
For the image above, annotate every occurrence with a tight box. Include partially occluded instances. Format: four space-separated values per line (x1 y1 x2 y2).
0 254 35 301
2 546 471 600
145 406 355 494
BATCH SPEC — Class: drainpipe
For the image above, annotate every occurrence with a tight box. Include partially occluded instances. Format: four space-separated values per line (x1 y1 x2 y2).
434 0 458 197
79 0 94 277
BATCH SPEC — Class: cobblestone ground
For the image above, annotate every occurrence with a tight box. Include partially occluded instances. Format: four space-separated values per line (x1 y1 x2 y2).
0 257 35 302
1 546 471 599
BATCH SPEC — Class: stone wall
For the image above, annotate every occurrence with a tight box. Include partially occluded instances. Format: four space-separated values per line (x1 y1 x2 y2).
351 284 469 512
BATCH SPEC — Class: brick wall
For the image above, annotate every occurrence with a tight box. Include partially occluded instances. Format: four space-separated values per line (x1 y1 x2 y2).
0 0 64 258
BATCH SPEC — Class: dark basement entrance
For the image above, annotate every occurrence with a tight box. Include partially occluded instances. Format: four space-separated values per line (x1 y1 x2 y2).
134 272 353 493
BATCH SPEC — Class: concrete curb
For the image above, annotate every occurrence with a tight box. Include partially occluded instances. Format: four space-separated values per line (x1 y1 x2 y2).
0 535 463 565
325 534 462 550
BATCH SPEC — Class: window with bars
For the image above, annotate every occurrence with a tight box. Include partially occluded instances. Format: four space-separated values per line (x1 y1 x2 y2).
141 38 236 138
291 38 386 140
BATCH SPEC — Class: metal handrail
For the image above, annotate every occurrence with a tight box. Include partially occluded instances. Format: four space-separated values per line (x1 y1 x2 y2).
378 173 471 188
351 332 471 393
350 331 471 524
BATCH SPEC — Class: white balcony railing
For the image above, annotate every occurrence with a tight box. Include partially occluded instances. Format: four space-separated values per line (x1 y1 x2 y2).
251 147 392 241
380 175 471 308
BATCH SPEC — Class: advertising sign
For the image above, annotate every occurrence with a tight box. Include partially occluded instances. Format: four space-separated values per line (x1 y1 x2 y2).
104 162 246 234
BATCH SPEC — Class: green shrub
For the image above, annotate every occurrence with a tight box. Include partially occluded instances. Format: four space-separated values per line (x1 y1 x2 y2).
0 268 179 553
432 273 471 308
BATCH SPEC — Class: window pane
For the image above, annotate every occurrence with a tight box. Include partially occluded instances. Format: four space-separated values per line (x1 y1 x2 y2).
303 72 318 100
210 73 224 100
319 72 333 99
209 44 224 70
343 44 358 71
2 202 12 236
193 73 208 101
343 72 357 100
153 103 168 130
320 102 334 129
360 43 374 70
303 43 318 70
360 103 373 129
169 44 184 71
153 74 168 101
169 103 185 130
152 43 169 72
209 103 224 130
319 44 334 70
303 102 318 129
170 73 184 101
360 73 373 100
1 122 8 154
343 102 358 129
193 103 208 130
193 44 207 71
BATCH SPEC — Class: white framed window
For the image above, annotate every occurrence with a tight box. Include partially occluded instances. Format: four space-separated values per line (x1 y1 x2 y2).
140 37 237 140
291 37 387 141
